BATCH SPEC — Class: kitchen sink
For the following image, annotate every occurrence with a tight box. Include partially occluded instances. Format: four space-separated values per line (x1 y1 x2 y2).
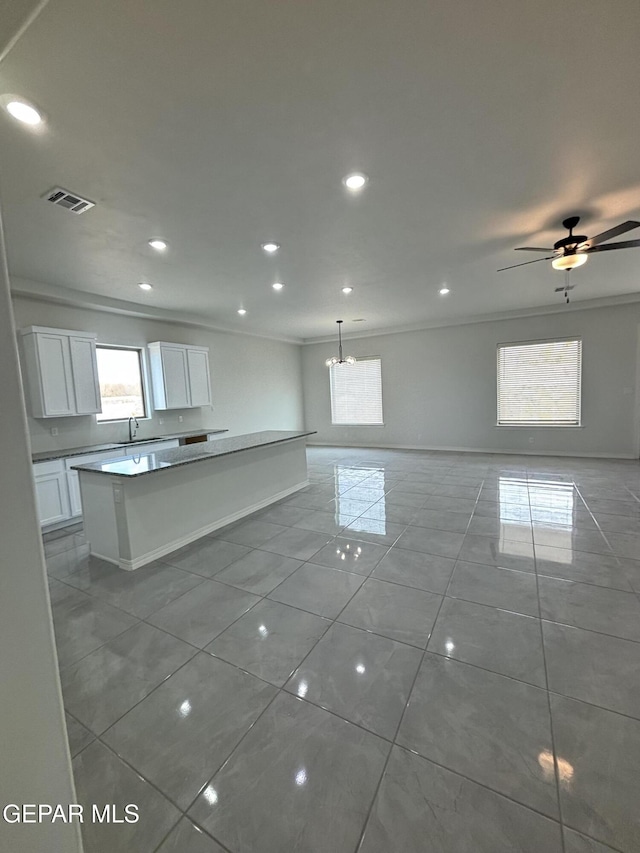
116 436 166 445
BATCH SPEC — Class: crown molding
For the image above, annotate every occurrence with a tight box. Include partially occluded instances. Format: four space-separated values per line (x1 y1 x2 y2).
302 292 640 344
11 275 640 348
10 276 304 345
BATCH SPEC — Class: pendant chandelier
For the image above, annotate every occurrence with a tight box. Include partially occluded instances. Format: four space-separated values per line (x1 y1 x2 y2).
325 320 356 367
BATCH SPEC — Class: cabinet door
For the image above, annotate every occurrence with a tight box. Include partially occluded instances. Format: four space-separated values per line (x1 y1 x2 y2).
187 348 211 407
35 473 71 526
161 346 191 409
35 333 75 416
66 470 82 517
70 336 102 414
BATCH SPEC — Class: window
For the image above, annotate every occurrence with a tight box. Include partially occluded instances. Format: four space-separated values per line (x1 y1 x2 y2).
330 358 383 425
497 339 582 426
95 346 147 422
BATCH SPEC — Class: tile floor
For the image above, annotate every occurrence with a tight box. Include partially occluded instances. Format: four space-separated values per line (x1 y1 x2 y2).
44 446 640 853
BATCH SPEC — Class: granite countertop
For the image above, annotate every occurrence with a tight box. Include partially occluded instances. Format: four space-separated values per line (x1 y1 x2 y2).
32 429 228 463
71 430 316 477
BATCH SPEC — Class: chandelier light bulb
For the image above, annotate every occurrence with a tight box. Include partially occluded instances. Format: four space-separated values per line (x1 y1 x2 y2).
325 320 356 367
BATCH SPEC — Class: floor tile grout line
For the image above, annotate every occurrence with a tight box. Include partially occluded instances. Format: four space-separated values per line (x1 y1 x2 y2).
53 532 636 712
51 562 212 621
150 815 234 853
393 743 570 830
54 528 640 629
52 454 640 852
529 493 567 853
81 633 307 830
173 681 302 844
56 617 145 674
352 556 457 853
67 603 272 742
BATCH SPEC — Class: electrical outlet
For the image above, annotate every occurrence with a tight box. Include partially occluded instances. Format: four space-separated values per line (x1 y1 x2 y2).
528 436 534 444
159 417 164 424
178 415 183 422
50 427 58 436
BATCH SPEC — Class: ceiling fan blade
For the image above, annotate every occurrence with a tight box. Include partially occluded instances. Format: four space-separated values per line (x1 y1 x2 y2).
497 256 555 272
514 247 554 252
586 221 640 247
585 239 640 253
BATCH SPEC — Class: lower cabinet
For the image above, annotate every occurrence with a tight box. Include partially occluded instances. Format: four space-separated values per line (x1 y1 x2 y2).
33 460 71 526
34 439 181 529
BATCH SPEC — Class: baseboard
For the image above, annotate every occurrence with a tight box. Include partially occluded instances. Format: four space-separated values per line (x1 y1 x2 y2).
306 441 637 461
117 479 309 571
90 551 120 567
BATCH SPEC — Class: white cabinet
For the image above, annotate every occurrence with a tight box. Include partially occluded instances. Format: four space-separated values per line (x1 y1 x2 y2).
148 342 211 410
20 326 102 418
33 460 71 526
69 335 102 414
187 348 212 406
63 452 111 518
36 439 182 527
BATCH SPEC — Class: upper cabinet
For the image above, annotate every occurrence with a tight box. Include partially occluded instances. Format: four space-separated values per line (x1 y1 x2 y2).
148 341 211 410
19 326 102 418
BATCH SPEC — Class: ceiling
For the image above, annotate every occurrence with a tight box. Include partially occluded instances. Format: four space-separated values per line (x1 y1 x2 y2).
1 0 640 343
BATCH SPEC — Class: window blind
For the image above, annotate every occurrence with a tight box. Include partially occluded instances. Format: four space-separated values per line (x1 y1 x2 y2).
497 339 582 426
330 358 383 425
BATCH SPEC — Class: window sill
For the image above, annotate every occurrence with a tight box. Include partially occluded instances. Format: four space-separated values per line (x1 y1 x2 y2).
495 424 583 429
331 423 385 427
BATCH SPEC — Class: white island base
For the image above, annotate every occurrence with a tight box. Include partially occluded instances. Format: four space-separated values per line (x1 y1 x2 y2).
78 435 310 570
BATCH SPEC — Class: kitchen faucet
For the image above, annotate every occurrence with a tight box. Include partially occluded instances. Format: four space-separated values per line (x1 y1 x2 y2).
128 415 139 441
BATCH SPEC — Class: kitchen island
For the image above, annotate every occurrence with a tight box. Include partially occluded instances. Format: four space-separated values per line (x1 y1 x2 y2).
73 430 315 570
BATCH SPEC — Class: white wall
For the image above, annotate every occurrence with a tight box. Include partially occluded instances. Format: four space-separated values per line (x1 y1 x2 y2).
11 294 304 453
0 220 82 851
302 303 640 458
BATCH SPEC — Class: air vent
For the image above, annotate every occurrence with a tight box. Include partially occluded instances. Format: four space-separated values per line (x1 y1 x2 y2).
43 187 95 214
554 284 575 293
352 318 366 322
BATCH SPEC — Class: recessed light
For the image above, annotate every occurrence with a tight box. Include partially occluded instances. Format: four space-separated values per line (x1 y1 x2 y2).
342 286 353 294
439 286 450 295
6 99 42 125
343 173 368 191
237 308 247 315
148 239 167 251
272 282 284 291
261 242 280 254
138 282 153 291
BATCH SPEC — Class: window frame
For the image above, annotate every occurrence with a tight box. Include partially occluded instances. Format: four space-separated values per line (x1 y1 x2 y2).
496 336 582 428
329 355 384 427
95 343 150 423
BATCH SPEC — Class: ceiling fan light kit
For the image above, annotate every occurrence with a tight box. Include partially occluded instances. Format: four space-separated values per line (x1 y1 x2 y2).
551 253 588 271
498 216 640 273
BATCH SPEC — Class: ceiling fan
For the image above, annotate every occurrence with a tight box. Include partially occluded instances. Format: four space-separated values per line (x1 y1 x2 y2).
498 216 640 272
